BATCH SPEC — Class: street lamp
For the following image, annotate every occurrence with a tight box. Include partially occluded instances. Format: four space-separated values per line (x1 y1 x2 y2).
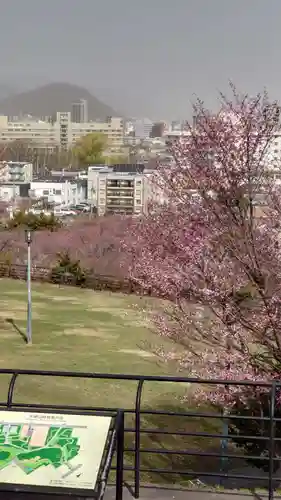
24 229 33 344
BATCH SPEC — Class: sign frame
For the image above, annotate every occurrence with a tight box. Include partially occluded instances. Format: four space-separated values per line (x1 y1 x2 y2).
0 407 124 499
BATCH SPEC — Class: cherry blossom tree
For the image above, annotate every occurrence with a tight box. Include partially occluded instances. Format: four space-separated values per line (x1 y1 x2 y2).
0 216 129 276
124 85 281 409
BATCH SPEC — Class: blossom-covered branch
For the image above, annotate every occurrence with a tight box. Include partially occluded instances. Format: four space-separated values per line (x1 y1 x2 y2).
124 85 281 407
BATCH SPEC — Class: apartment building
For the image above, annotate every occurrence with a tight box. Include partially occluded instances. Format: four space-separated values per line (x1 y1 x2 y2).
0 114 124 151
88 164 145 215
99 175 143 216
0 162 32 202
87 163 165 215
0 161 33 183
0 182 30 201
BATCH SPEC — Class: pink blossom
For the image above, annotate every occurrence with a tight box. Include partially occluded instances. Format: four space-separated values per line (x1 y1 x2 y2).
123 85 281 409
0 216 130 277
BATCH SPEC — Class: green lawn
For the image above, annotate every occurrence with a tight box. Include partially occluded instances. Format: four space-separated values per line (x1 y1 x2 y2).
0 278 231 486
0 278 185 406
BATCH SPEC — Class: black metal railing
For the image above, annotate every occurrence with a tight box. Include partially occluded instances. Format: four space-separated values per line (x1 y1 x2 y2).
0 368 280 500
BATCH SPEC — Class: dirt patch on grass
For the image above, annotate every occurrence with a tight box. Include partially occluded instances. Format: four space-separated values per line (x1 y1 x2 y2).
118 348 155 358
0 310 41 320
86 306 123 311
123 318 150 328
0 332 18 338
85 298 136 309
30 349 55 354
27 291 52 298
3 291 56 306
50 296 83 304
0 300 27 310
60 328 117 339
0 299 46 309
86 307 149 324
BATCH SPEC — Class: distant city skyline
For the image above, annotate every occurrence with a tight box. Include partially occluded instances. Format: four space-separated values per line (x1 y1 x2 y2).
1 0 281 120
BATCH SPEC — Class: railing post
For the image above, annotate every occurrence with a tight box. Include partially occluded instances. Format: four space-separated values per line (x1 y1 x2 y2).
268 381 276 500
7 372 18 408
220 410 229 485
134 380 144 499
116 410 124 500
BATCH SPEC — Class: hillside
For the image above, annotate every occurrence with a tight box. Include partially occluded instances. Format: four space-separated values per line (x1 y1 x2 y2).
0 84 18 100
0 82 118 120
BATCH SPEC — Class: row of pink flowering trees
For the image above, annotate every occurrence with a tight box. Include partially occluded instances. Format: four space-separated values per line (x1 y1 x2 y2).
0 215 129 277
124 86 281 468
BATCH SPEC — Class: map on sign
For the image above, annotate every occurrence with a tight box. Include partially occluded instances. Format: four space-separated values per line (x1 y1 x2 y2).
0 411 112 490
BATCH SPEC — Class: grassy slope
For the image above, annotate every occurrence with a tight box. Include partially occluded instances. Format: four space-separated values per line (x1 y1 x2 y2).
0 278 184 404
0 279 242 486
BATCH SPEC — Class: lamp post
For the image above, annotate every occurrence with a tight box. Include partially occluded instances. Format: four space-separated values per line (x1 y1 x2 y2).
25 229 33 344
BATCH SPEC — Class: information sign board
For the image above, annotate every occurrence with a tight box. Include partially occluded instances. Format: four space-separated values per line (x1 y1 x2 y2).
0 410 112 492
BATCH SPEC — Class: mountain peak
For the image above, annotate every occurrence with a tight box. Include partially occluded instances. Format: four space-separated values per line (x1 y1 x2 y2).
0 82 118 120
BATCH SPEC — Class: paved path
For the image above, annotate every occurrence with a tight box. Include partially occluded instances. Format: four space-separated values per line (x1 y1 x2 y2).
103 486 276 499
103 486 273 499
2 486 277 499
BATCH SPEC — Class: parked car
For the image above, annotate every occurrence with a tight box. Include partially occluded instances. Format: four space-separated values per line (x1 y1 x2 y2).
69 203 91 213
54 208 77 217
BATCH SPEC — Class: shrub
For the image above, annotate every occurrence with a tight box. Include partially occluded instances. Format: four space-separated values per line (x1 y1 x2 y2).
228 391 281 472
50 251 87 286
7 210 61 231
0 250 13 276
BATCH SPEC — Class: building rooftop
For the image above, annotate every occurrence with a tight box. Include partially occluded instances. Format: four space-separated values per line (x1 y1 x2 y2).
0 181 31 185
112 163 145 174
32 176 86 185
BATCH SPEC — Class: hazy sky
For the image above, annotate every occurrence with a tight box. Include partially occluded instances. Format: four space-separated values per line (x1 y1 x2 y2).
1 0 281 119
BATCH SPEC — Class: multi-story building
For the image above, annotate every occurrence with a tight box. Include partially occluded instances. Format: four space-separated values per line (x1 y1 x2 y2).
150 122 166 138
71 99 88 123
57 112 69 150
0 182 30 201
0 160 167 210
87 164 144 215
164 130 190 141
133 118 153 140
30 178 87 206
0 115 57 148
0 114 124 151
170 120 185 132
87 163 165 215
100 172 143 216
71 116 124 152
0 161 33 183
